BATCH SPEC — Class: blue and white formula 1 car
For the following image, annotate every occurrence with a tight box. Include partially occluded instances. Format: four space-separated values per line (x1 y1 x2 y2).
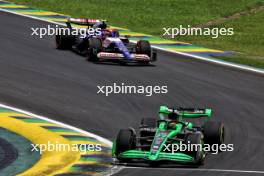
87 33 157 64
55 17 157 64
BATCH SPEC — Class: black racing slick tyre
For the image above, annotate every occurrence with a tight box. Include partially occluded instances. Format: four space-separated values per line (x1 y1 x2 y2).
115 129 136 159
136 40 151 64
55 29 74 49
186 133 205 165
203 121 225 146
136 40 151 56
87 38 102 62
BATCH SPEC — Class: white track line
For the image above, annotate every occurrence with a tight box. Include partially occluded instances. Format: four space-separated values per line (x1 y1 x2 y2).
0 103 112 147
0 8 263 75
124 166 264 174
152 46 264 75
0 8 66 26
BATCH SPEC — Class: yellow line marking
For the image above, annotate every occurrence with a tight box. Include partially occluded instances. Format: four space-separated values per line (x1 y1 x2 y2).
119 31 151 36
19 11 61 15
43 18 67 22
169 48 224 52
0 5 28 8
0 112 31 117
150 41 190 44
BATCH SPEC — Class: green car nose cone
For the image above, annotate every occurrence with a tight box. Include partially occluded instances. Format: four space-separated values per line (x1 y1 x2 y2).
148 155 158 161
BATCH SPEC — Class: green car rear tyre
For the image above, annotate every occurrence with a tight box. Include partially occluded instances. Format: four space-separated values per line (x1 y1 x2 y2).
204 121 225 146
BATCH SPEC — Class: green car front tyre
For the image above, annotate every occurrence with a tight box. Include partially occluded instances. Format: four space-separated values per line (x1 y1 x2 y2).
115 129 136 160
186 133 205 165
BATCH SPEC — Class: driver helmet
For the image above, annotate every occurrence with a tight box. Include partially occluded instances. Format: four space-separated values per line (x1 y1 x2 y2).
168 112 179 120
168 121 177 129
93 21 107 29
109 30 119 37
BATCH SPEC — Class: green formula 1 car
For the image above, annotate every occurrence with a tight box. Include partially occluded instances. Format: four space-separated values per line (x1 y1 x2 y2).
112 106 224 165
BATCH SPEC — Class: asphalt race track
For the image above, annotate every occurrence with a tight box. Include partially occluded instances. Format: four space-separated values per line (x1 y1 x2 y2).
0 137 17 170
0 11 264 176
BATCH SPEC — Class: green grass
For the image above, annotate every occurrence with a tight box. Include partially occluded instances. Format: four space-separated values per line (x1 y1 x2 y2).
9 0 262 35
9 0 264 68
176 9 264 68
176 10 264 57
220 55 264 68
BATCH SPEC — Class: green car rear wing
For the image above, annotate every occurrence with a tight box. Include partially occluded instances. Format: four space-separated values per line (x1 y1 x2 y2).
159 106 212 121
